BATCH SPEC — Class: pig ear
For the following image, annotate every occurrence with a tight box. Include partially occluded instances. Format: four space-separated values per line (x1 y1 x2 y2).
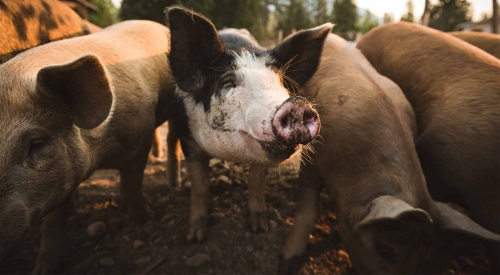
165 6 225 92
271 23 333 89
433 202 500 246
36 54 113 129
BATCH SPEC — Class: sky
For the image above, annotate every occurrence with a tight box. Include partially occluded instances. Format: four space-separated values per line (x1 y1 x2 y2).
110 0 493 22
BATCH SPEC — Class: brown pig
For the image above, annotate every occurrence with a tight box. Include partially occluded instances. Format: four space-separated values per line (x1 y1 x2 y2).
280 33 500 274
449 31 500 59
357 22 500 234
0 0 92 63
0 20 175 273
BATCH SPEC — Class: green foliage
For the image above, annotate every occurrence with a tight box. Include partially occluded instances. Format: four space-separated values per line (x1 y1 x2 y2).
384 13 394 24
276 0 314 36
401 0 414 22
88 0 119 27
315 0 328 25
357 10 379 34
332 0 358 40
119 0 261 39
428 0 471 32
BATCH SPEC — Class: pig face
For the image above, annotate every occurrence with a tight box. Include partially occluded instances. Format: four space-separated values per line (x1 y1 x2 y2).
0 54 113 257
166 7 332 165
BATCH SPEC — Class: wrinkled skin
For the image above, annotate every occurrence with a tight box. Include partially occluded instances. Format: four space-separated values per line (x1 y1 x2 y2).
0 20 175 274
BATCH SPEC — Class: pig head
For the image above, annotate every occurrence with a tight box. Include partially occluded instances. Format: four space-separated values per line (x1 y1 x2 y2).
166 7 331 165
0 54 113 257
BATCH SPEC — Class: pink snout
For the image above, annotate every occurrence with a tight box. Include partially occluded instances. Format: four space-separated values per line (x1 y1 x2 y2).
272 96 320 145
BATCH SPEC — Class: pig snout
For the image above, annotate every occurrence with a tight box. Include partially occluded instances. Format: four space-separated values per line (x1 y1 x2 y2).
272 96 320 145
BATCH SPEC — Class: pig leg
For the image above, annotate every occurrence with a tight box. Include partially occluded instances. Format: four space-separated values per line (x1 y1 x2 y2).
280 163 323 274
149 128 164 162
166 119 182 188
248 163 269 232
33 198 71 275
186 154 210 242
119 150 154 223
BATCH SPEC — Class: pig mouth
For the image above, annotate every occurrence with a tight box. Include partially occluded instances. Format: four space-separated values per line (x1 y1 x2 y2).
258 141 300 163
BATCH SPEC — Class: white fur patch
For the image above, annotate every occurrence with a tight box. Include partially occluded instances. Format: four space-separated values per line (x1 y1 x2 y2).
178 52 292 164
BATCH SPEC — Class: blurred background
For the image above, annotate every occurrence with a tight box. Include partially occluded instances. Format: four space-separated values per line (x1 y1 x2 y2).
63 0 497 45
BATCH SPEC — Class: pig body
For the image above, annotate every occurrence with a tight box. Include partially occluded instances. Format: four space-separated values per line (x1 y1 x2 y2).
449 31 500 59
281 33 500 274
357 22 500 234
0 20 174 273
165 7 331 242
0 0 92 63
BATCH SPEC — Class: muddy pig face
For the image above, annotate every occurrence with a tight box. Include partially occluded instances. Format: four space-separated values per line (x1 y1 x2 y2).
0 54 113 257
166 7 332 165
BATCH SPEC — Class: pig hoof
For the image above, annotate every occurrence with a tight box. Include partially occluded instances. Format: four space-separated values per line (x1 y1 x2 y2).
278 255 304 275
33 251 64 275
249 211 269 233
186 217 208 243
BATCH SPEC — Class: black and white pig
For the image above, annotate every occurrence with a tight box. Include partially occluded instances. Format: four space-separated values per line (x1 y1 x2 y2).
164 7 332 242
0 20 175 274
280 33 500 274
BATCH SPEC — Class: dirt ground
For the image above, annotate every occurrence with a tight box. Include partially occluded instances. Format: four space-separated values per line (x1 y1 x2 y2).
1 124 496 275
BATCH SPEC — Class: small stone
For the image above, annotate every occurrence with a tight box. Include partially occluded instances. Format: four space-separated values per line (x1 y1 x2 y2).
100 257 114 267
133 240 145 249
269 220 278 230
210 212 225 220
185 253 211 267
245 232 251 238
246 245 253 252
94 244 102 251
161 213 175 223
156 196 170 206
108 218 123 231
87 221 106 239
216 175 232 185
122 236 131 243
209 159 221 167
135 256 151 265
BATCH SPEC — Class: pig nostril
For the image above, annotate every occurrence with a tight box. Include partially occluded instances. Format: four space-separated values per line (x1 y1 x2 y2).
281 116 289 129
303 111 315 125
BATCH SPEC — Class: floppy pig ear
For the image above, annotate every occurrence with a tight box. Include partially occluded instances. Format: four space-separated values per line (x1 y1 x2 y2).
36 54 113 129
434 202 500 245
165 6 225 92
272 23 333 89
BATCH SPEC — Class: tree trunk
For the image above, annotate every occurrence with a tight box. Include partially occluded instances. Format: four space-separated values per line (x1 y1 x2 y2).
493 0 498 33
421 0 430 26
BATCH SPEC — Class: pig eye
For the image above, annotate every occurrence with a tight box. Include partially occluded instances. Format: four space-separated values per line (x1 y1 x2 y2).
28 138 46 157
375 241 398 263
222 80 236 89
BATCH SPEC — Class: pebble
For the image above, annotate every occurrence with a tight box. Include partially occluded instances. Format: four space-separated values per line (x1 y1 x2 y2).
210 212 225 220
156 196 170 205
122 236 131 243
246 245 253 252
135 256 151 265
100 257 114 267
161 213 175 222
87 221 106 239
185 253 211 267
269 220 278 230
133 239 145 249
216 175 232 185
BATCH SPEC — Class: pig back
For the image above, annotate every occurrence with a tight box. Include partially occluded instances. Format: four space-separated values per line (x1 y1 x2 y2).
449 31 500 59
0 0 90 63
357 22 500 233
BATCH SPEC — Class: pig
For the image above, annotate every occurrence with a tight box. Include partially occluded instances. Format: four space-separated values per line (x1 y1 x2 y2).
0 20 175 273
280 33 500 274
357 22 500 234
164 7 332 242
0 0 92 63
449 31 500 59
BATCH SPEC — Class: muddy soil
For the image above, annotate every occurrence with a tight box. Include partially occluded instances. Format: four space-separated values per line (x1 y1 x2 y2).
1 124 495 275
